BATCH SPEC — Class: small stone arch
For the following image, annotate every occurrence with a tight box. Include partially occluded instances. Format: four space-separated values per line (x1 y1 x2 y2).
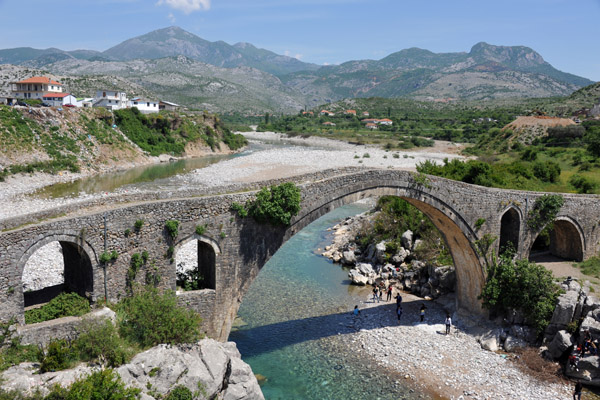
528 216 585 262
174 234 221 291
18 233 97 311
499 207 522 255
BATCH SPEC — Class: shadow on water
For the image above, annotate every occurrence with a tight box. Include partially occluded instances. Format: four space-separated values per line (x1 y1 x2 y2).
234 302 425 357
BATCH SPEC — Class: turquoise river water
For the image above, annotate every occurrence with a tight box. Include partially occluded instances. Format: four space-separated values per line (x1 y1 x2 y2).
229 203 425 400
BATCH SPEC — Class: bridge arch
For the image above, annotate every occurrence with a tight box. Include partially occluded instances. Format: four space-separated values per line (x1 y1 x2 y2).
499 206 522 255
285 184 486 315
529 216 585 262
18 233 97 313
174 234 221 291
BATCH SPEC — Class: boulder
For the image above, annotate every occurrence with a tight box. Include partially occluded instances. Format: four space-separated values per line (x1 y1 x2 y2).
437 266 456 290
1 340 264 399
391 248 409 265
504 335 527 352
580 315 600 339
479 329 502 351
545 290 580 340
566 355 600 386
401 230 413 250
547 330 573 359
413 239 424 251
375 241 387 264
348 269 369 286
342 250 356 265
357 263 375 276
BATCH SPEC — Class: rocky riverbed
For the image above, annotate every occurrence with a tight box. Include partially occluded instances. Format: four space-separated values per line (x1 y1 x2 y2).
0 132 464 220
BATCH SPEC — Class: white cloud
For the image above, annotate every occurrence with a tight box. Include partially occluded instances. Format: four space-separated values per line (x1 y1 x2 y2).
284 50 303 60
157 0 210 14
167 12 176 23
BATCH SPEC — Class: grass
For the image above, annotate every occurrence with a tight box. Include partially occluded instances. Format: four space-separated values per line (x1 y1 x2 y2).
574 256 600 278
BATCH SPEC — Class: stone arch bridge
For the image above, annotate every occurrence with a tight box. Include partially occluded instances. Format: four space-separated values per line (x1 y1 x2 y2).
1 169 600 341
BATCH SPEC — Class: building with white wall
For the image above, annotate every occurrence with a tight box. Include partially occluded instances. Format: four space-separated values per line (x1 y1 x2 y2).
10 76 63 101
130 97 159 114
93 90 128 110
42 93 78 107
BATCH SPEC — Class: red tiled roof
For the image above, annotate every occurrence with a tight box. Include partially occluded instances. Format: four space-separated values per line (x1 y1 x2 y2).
17 76 62 85
43 92 70 98
379 118 392 122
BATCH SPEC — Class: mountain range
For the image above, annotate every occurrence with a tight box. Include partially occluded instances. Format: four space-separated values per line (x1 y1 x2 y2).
0 26 595 113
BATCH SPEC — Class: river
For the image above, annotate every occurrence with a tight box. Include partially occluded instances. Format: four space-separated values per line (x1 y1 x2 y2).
228 203 424 400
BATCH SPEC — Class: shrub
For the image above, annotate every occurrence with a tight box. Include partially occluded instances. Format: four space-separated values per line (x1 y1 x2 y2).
134 219 144 231
569 174 596 194
39 339 75 373
51 369 141 399
246 182 301 226
479 256 561 335
116 287 202 348
165 385 194 400
532 161 561 183
74 318 134 367
475 218 486 230
25 292 90 324
165 219 180 239
195 224 207 235
231 202 248 218
527 194 564 231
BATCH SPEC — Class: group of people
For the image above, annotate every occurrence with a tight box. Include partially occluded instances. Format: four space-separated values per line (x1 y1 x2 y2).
371 284 393 303
359 284 452 334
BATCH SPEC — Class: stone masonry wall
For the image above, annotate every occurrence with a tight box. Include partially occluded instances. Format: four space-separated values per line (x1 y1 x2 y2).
1 169 600 340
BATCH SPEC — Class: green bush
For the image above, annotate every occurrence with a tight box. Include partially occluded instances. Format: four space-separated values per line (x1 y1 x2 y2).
25 292 90 324
134 219 144 231
0 321 39 372
116 287 202 348
165 219 180 239
526 194 564 231
246 182 301 226
575 256 600 277
74 318 134 367
39 339 75 373
479 256 561 335
532 161 561 183
50 368 140 399
569 174 596 194
195 225 207 235
165 385 193 400
230 202 248 218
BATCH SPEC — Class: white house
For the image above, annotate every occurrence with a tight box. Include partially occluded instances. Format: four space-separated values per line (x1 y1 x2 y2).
130 97 159 114
93 90 128 110
10 76 63 101
42 93 78 107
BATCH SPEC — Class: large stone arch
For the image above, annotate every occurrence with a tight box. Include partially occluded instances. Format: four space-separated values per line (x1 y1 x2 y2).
17 233 98 321
284 185 486 316
499 207 522 255
173 234 221 291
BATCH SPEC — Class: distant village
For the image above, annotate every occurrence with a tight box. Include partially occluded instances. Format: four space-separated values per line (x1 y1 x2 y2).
311 109 394 130
0 76 180 113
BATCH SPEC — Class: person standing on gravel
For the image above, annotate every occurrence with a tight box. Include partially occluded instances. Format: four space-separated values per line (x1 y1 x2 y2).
397 306 403 323
445 314 452 335
395 293 402 310
419 304 427 322
372 286 379 303
386 285 393 301
573 381 583 400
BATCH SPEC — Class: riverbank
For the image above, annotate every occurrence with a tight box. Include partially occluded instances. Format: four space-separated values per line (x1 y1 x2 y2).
0 132 464 220
346 291 572 399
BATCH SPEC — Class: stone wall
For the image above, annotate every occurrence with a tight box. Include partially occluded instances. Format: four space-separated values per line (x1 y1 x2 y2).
2 169 600 340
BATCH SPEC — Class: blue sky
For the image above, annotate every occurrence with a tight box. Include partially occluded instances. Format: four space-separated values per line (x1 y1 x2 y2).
0 0 599 81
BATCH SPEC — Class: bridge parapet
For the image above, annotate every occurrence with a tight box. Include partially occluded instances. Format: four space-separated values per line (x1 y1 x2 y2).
0 168 599 340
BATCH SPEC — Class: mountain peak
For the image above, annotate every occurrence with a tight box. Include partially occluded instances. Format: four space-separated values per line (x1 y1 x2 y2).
469 42 545 66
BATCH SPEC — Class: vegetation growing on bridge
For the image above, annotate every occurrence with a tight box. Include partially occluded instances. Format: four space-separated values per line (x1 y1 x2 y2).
526 194 564 231
231 182 301 226
165 219 180 239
